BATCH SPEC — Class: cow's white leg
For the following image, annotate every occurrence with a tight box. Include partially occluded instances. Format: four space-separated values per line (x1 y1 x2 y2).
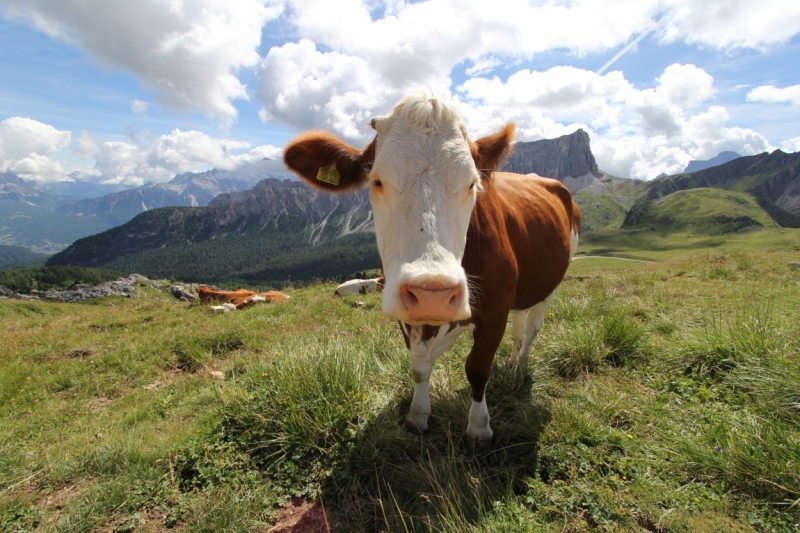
466 397 492 444
509 310 527 366
516 290 557 369
403 322 473 433
406 356 434 432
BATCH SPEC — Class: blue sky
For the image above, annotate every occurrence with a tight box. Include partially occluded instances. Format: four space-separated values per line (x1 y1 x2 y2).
2 0 800 185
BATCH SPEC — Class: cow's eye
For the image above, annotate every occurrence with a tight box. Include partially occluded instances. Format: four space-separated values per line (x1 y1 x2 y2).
469 183 475 190
373 179 382 187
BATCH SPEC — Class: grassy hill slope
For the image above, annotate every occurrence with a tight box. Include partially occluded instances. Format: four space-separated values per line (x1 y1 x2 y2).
625 149 800 230
627 188 776 234
2 250 798 531
573 191 628 232
580 188 800 260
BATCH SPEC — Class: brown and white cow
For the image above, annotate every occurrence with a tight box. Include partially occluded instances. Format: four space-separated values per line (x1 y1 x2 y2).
284 93 580 448
197 285 290 309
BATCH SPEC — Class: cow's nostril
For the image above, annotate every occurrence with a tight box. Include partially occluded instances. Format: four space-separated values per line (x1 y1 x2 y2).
448 293 460 308
399 284 419 308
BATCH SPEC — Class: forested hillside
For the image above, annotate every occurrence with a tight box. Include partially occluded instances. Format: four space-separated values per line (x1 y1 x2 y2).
0 245 49 269
48 180 379 287
0 266 123 292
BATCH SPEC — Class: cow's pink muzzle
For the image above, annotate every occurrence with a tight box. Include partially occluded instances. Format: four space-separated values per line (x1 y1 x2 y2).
398 282 465 323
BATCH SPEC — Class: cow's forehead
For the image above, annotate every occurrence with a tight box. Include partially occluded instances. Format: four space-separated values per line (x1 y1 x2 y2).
371 95 476 184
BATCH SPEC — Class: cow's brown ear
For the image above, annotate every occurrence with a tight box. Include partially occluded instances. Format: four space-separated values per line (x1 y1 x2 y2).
283 131 375 192
471 123 515 178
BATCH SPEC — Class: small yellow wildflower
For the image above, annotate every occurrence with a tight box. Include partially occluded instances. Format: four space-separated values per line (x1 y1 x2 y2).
626 433 633 439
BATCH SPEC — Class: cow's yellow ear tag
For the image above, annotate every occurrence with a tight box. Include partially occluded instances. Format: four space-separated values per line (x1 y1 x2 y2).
316 162 340 186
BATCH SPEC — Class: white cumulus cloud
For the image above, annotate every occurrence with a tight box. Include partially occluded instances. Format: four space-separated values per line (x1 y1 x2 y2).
0 117 72 181
76 129 285 186
657 0 800 50
3 0 284 121
779 137 800 153
455 63 769 179
257 39 400 142
747 84 800 105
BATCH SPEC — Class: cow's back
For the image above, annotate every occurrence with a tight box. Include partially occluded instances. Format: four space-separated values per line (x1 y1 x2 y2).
464 172 577 316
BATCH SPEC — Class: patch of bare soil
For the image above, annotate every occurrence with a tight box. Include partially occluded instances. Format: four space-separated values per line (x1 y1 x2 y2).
143 381 165 391
66 348 94 358
267 498 329 533
38 480 89 527
100 509 177 533
86 396 112 409
136 509 178 533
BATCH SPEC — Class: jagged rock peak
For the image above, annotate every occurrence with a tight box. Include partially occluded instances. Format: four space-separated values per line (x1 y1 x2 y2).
500 129 599 181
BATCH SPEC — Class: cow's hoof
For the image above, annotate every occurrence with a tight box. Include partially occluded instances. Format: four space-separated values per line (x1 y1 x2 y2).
467 434 493 452
465 425 493 451
404 418 428 435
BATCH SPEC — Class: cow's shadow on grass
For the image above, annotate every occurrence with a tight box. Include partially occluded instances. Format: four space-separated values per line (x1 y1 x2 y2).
317 362 552 532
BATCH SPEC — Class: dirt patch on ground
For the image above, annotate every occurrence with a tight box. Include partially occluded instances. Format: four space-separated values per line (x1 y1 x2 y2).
86 396 113 409
267 498 329 533
36 480 90 527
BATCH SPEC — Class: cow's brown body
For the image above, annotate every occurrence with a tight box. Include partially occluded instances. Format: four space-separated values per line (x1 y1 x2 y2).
459 172 579 401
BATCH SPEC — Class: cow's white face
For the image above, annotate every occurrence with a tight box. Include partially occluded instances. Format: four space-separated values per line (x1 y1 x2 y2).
368 97 480 324
283 93 513 325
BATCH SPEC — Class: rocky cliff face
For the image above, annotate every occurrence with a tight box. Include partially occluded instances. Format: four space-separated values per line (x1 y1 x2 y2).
500 129 602 192
753 162 800 215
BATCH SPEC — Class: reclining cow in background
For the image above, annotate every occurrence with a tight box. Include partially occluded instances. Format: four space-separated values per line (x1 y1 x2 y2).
284 92 580 448
197 285 290 310
334 275 385 296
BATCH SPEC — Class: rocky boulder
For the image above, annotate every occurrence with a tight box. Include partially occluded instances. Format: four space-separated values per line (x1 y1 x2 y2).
167 285 198 302
43 274 147 302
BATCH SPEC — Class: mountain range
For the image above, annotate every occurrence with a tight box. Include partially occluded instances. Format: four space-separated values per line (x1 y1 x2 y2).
56 169 258 226
15 128 800 285
1 172 111 254
684 151 741 173
0 168 283 254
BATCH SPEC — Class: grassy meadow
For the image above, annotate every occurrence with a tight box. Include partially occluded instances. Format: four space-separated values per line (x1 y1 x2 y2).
2 237 800 531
